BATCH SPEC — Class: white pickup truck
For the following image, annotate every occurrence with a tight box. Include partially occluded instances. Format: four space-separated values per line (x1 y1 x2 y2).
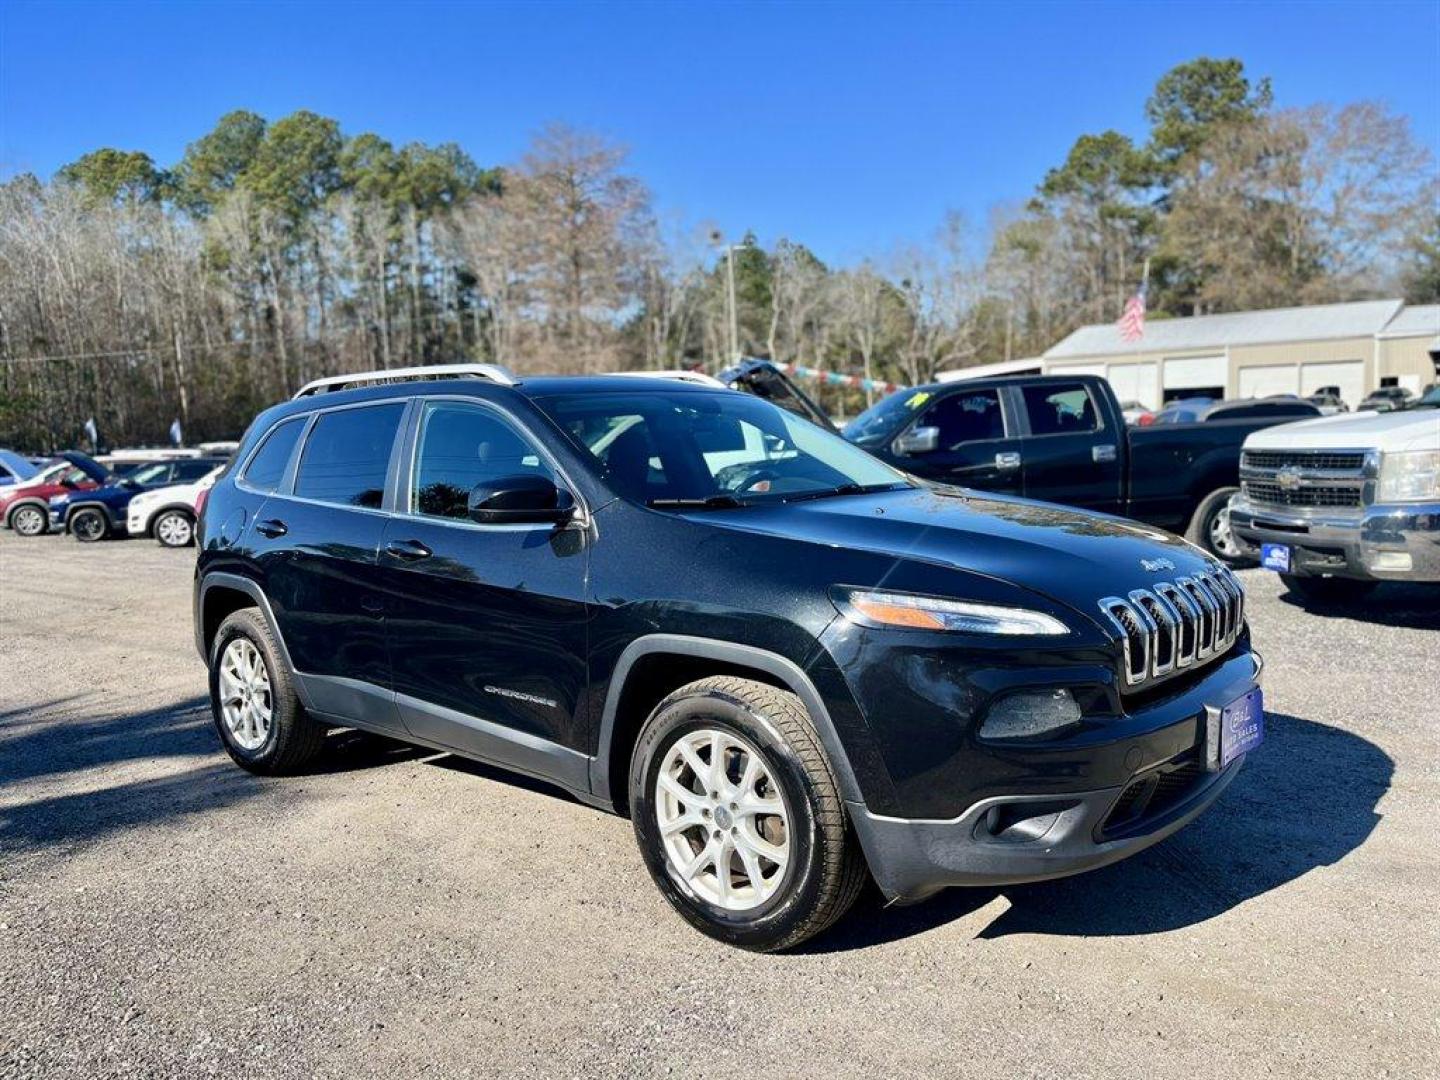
1229 388 1440 600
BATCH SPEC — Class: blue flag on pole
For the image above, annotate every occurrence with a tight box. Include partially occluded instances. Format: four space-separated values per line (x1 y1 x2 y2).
170 418 183 446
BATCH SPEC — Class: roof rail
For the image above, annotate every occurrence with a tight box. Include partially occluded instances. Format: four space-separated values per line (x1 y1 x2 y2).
292 363 517 399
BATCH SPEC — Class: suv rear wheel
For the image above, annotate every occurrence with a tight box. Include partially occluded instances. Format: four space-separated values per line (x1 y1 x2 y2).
9 504 47 536
629 676 865 952
208 609 326 774
70 507 110 542
154 509 196 548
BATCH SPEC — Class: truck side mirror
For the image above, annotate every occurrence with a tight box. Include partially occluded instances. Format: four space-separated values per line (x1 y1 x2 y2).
894 426 940 456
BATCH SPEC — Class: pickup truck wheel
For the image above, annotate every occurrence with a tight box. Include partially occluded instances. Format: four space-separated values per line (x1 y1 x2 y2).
1281 574 1379 604
208 609 326 775
1187 486 1249 566
154 509 195 548
70 508 110 543
8 504 48 536
630 676 865 952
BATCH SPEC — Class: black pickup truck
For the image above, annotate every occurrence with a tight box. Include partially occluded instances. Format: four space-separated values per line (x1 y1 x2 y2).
838 374 1320 564
705 362 1317 563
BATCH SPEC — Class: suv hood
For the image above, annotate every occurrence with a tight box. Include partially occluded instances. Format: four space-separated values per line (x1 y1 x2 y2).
686 486 1221 619
1244 409 1440 453
58 450 115 484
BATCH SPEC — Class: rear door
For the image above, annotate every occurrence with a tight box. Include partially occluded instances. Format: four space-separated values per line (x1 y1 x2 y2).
378 396 591 779
1017 380 1124 513
887 384 1025 493
248 400 408 731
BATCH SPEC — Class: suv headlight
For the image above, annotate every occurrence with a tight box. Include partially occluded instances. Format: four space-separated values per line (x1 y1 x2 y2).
840 589 1069 635
1377 450 1440 503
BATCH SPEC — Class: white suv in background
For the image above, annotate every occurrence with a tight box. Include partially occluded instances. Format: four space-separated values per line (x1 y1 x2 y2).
126 464 224 547
1229 393 1440 601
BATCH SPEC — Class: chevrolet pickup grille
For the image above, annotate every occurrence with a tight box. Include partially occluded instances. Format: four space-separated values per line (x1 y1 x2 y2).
1240 448 1371 511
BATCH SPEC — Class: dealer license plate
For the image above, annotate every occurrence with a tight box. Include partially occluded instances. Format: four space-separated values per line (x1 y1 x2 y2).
1260 543 1291 572
1219 688 1264 768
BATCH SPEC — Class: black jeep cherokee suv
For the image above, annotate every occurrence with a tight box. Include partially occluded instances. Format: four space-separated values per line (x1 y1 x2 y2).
194 364 1264 951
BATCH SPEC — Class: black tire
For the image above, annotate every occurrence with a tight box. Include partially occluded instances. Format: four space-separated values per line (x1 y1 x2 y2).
8 503 48 536
208 608 326 775
153 509 196 548
1281 574 1379 604
629 676 866 952
70 507 110 543
1187 486 1249 566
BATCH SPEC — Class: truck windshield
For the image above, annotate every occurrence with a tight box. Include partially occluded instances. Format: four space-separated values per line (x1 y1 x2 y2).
842 389 935 447
537 390 911 506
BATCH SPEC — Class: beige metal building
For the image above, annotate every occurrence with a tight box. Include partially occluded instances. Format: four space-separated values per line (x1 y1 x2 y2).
941 300 1440 409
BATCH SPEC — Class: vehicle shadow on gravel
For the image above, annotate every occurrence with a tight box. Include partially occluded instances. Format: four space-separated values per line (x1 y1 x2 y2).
0 700 428 851
1278 582 1440 630
804 709 1392 952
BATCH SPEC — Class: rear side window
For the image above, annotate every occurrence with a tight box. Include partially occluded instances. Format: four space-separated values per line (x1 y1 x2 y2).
294 404 405 509
410 402 553 520
242 418 306 494
920 389 1005 448
1022 383 1100 436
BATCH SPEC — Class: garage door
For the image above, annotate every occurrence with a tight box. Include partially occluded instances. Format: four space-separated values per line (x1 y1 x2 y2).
1163 355 1227 396
1237 364 1301 399
1107 361 1159 409
1300 360 1364 406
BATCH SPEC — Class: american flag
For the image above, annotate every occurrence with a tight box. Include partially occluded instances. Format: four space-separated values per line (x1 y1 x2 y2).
1118 281 1147 342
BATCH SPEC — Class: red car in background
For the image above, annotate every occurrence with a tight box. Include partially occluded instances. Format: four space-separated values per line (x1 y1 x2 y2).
0 451 104 536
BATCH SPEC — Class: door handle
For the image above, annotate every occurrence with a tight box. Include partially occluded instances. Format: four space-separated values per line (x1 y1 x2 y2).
385 539 432 561
995 452 1022 471
255 518 288 538
1092 443 1118 463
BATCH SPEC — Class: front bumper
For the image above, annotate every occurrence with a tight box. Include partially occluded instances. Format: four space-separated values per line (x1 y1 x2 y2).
1229 496 1440 582
848 651 1262 902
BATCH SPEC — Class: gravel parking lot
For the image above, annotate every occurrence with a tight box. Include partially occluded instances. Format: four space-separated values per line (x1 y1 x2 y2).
2 532 1437 1079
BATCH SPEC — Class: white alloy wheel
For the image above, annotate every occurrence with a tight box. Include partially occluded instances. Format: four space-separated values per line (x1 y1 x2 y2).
654 728 791 912
156 511 193 547
218 638 273 751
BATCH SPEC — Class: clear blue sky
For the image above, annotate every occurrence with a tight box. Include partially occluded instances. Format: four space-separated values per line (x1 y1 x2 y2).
2 0 1437 263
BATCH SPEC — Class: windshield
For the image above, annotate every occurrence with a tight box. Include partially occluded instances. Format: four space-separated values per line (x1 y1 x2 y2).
126 463 170 485
842 388 938 446
536 390 910 505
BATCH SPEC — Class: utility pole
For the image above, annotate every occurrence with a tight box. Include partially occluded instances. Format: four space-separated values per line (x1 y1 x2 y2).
711 230 745 362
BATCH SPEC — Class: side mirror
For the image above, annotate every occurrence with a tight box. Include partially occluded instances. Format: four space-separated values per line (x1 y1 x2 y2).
467 474 575 526
893 425 940 456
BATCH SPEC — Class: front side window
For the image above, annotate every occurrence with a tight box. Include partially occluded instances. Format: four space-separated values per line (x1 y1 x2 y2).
242 417 306 494
538 390 909 504
919 389 1005 449
294 403 405 509
1022 383 1100 436
410 402 553 520
843 388 938 448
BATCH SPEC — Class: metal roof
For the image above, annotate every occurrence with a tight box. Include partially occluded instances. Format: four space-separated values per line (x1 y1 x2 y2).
1378 304 1440 338
1045 299 1405 359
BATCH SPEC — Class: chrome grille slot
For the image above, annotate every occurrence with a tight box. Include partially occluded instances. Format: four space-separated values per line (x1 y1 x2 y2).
1240 447 1369 512
1100 567 1244 688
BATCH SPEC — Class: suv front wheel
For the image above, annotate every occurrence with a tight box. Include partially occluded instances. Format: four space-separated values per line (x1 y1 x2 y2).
8 504 47 536
629 676 865 952
208 609 326 774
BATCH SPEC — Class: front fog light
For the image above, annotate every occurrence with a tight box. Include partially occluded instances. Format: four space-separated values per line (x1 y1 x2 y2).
980 689 1083 740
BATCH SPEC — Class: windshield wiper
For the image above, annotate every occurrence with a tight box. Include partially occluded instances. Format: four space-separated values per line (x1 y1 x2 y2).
646 494 749 510
782 482 908 504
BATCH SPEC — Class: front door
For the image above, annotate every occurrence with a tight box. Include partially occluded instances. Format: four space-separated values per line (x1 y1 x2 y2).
379 398 591 781
889 384 1025 494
